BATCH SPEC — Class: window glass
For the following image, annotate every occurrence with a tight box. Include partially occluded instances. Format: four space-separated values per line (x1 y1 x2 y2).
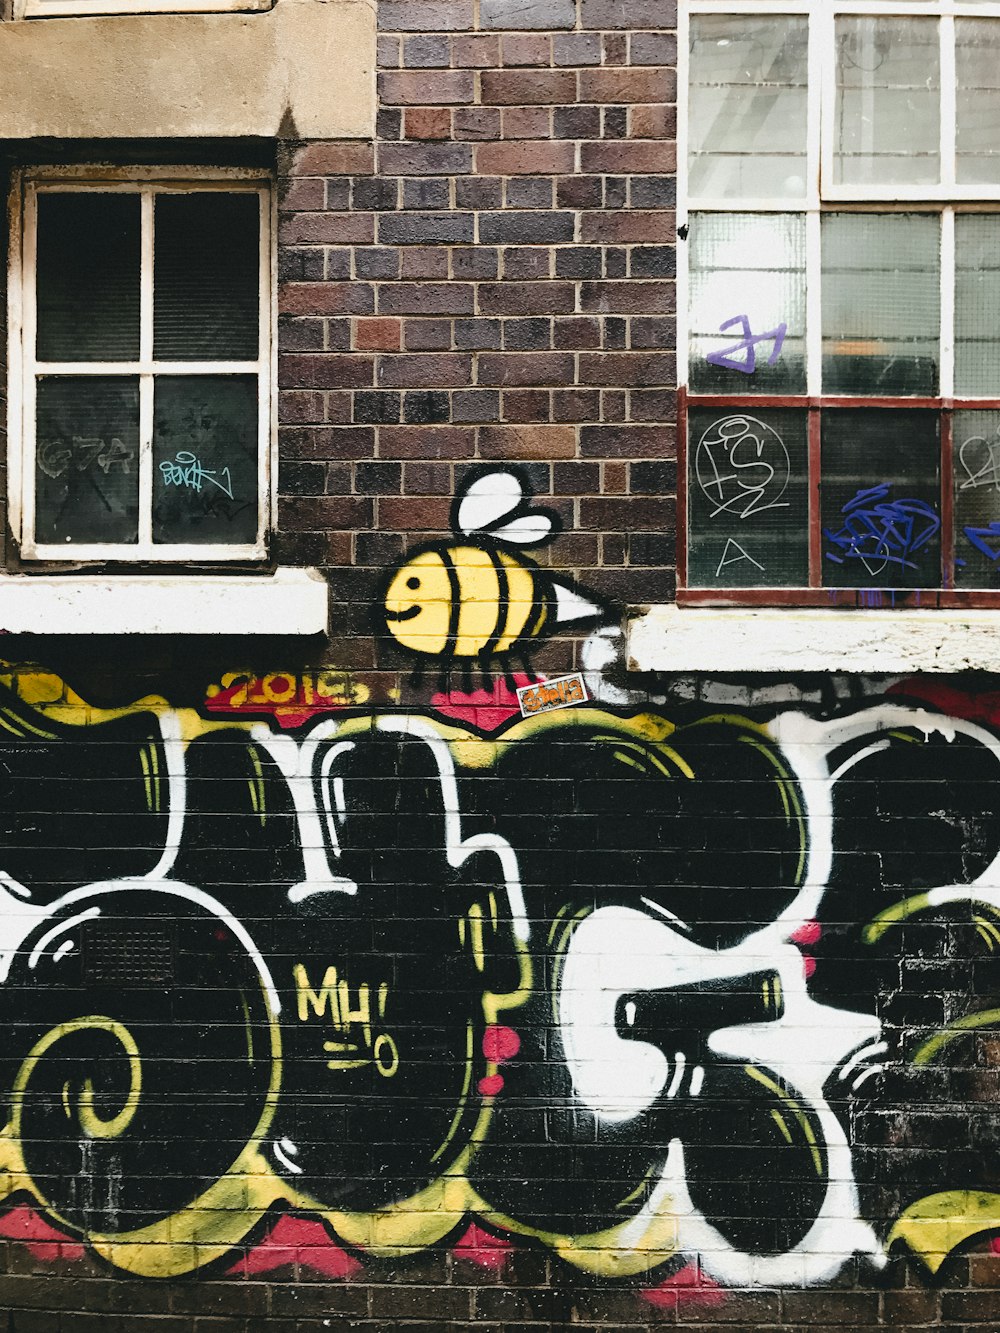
955 214 1000 397
821 410 940 590
36 194 140 363
34 377 140 545
954 410 1000 588
957 21 1000 185
688 15 809 200
153 376 259 545
687 407 809 588
834 17 940 186
821 213 940 396
154 193 260 361
689 213 806 395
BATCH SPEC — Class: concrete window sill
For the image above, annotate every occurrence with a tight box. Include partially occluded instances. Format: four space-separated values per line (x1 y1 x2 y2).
0 567 328 634
627 604 1000 674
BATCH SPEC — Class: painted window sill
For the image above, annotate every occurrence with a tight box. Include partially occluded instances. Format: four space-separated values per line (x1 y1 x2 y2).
627 603 1000 674
0 567 328 634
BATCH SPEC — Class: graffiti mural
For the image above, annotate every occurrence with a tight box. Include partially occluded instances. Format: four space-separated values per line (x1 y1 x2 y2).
378 466 606 685
1 673 1000 1288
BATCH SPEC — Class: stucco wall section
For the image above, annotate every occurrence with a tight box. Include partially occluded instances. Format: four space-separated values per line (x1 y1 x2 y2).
0 0 375 139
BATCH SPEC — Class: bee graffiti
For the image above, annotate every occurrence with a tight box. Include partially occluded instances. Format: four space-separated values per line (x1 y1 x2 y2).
379 467 606 684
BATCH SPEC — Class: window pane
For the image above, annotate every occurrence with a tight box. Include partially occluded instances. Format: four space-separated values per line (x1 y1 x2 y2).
36 194 140 363
955 215 1000 397
821 213 939 396
954 410 1000 588
34 377 139 546
957 21 1000 185
687 408 809 588
153 194 260 361
153 376 259 545
834 18 940 187
688 213 806 395
688 15 808 201
821 410 940 591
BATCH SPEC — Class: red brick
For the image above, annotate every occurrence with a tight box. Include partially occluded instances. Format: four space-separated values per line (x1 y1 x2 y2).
579 496 671 529
579 352 674 387
378 284 474 316
279 177 326 211
278 496 374 528
404 107 453 140
580 141 676 173
580 211 673 243
553 317 602 349
278 391 325 424
279 354 375 390
580 280 675 313
452 33 500 66
378 0 474 31
354 318 402 352
377 142 474 175
501 389 551 421
454 107 502 140
603 462 627 493
631 103 677 139
378 496 453 530
479 283 575 315
377 353 474 388
404 462 453 494
479 425 576 458
476 141 574 175
500 106 552 139
580 67 675 103
581 0 677 28
502 34 551 66
554 388 600 421
280 283 374 317
278 213 375 246
380 69 475 105
379 426 476 458
580 424 675 458
479 352 575 386
481 69 577 105
280 426 375 460
290 142 375 175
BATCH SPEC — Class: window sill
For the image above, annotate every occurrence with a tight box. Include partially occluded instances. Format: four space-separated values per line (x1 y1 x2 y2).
0 567 328 635
627 603 1000 674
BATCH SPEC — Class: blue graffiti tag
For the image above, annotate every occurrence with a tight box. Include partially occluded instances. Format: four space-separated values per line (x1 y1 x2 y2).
963 520 1000 562
705 314 787 375
823 484 940 577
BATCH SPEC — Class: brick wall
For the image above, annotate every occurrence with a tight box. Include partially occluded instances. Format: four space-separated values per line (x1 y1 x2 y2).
277 0 678 675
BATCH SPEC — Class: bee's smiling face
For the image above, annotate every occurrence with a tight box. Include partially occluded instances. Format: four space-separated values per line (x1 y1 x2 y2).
383 552 453 654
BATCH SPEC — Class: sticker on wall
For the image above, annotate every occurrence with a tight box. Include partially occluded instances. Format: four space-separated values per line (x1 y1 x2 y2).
378 466 607 687
516 671 588 717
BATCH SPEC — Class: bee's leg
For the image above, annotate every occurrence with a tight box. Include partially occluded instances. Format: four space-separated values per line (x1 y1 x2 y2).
478 650 493 692
461 659 475 695
408 660 424 690
518 649 539 684
503 657 520 693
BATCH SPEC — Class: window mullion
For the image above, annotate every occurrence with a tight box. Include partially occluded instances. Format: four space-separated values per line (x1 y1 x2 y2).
21 182 39 554
138 189 155 549
940 206 955 398
941 13 957 191
806 210 822 398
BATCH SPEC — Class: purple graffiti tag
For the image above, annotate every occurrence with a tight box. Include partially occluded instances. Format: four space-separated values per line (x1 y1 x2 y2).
705 314 788 375
823 484 940 577
963 521 1000 562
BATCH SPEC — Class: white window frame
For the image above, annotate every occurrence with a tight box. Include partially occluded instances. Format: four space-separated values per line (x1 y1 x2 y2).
14 0 268 19
7 166 275 565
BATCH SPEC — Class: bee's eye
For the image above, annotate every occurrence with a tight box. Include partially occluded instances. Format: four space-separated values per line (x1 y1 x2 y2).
406 576 421 590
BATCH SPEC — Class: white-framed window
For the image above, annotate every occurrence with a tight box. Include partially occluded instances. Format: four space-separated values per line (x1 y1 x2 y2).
7 167 273 565
679 1 1000 607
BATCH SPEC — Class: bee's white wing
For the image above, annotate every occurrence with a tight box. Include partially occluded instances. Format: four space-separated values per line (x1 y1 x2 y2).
456 470 523 536
488 513 555 546
552 581 603 624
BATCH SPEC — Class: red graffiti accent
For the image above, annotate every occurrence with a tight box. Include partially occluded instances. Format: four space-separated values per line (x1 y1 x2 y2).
431 676 532 731
642 1264 726 1310
227 1214 362 1279
482 1024 521 1063
0 1203 84 1262
886 679 1000 727
991 1235 1000 1254
802 955 817 979
204 672 368 730
477 1073 505 1097
453 1222 514 1271
789 920 822 947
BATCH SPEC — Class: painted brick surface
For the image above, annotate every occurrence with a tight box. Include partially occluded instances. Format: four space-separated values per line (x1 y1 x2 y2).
3 0 1000 1329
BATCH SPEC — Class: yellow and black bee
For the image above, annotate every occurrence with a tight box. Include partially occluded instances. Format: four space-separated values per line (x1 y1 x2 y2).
380 467 605 686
